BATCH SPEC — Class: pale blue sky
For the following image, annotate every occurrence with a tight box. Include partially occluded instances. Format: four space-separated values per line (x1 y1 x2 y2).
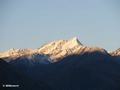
0 0 120 52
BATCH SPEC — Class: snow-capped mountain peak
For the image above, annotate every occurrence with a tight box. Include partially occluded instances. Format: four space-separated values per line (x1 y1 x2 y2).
69 37 83 46
37 37 83 61
38 37 82 52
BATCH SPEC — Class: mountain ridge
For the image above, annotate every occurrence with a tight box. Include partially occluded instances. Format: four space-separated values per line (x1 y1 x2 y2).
0 37 119 65
1 37 120 90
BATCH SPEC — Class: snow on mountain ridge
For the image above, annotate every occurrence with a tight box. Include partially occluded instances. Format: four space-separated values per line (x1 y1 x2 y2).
69 37 83 45
38 37 83 61
0 48 35 58
108 48 120 64
108 48 120 56
0 37 109 64
38 37 82 53
0 37 84 63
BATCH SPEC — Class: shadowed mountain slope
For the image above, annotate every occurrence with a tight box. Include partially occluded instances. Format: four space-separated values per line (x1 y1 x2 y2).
34 51 120 90
0 58 53 90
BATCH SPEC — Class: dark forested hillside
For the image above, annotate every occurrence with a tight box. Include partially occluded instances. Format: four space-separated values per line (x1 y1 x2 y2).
0 58 52 90
31 52 120 90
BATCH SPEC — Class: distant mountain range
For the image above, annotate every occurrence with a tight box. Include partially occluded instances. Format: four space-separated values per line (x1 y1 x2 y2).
0 37 120 90
0 37 119 66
